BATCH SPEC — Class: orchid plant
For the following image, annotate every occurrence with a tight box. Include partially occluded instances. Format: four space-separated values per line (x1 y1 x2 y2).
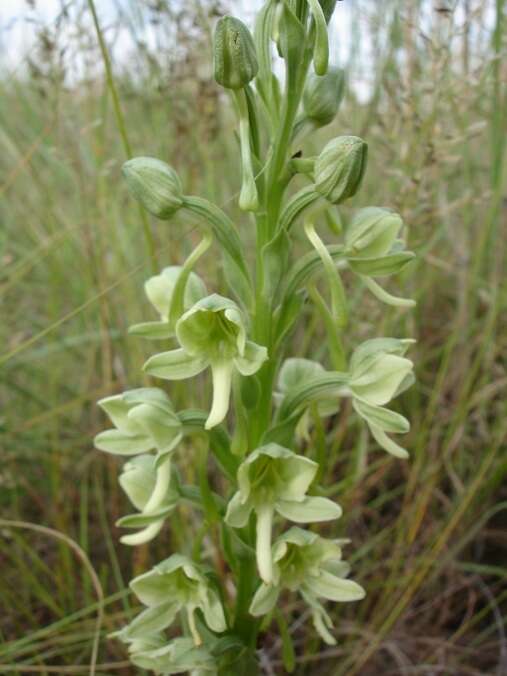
95 1 416 672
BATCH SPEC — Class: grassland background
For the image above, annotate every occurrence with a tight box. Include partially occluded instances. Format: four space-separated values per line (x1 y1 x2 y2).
1 0 506 674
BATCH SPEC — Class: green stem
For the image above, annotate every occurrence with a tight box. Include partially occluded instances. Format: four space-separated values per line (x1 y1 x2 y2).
87 0 157 271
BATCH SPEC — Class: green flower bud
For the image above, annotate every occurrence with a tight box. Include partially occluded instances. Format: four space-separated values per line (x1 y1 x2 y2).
213 16 258 90
122 157 183 219
314 136 368 204
319 0 338 23
345 207 403 258
303 68 345 127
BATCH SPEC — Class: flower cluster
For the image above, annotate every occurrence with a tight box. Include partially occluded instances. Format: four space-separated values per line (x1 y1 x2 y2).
95 1 416 672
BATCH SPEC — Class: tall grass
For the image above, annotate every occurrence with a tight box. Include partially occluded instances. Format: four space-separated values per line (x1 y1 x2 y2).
1 1 506 673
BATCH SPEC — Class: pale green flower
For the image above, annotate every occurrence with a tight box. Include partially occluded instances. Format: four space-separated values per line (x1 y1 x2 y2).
225 443 342 584
249 527 364 645
349 338 415 458
95 388 182 459
130 266 207 340
118 554 226 648
144 294 267 430
94 388 182 545
343 208 416 307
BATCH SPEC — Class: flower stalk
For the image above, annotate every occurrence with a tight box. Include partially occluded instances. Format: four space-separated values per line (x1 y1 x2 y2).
95 3 417 673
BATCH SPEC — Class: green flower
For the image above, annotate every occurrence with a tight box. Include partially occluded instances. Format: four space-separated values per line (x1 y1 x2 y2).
130 266 207 340
119 554 226 647
95 388 182 459
225 443 342 584
144 294 267 430
249 527 365 645
314 136 368 205
349 338 415 458
115 454 179 546
343 208 416 307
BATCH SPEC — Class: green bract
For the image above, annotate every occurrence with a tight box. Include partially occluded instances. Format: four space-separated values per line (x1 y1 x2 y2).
129 266 207 340
303 68 345 127
144 294 267 430
250 527 365 645
213 16 258 90
123 157 183 219
121 554 226 647
225 443 342 583
315 135 368 204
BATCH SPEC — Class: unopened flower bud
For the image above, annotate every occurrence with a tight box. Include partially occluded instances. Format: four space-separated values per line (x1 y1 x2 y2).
303 68 345 127
213 16 258 90
122 157 183 219
345 207 403 258
314 136 368 204
319 0 338 23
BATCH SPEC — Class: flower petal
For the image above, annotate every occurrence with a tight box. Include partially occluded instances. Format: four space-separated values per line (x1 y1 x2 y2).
234 340 268 376
120 600 179 640
143 349 208 380
200 589 227 633
128 321 175 340
224 491 252 528
249 583 280 617
276 496 342 523
94 429 153 456
353 398 410 434
369 424 409 459
120 520 164 547
307 570 365 602
128 404 182 453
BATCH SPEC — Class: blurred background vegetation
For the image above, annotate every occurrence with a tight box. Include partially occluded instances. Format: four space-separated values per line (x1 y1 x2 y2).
1 0 506 674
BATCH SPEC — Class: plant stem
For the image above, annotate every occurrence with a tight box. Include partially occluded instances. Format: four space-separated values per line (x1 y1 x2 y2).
87 0 157 271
